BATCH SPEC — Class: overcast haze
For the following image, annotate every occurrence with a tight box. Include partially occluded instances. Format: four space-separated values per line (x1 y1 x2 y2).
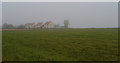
2 0 119 2
0 2 1 26
2 2 118 28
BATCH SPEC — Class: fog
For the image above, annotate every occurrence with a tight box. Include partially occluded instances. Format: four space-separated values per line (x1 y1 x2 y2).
0 2 2 27
2 2 118 28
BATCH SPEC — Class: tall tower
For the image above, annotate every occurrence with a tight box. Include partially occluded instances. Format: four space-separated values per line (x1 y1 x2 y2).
64 20 69 28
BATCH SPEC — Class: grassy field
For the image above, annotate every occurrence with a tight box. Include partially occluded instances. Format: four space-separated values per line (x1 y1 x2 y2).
2 28 118 61
0 31 2 62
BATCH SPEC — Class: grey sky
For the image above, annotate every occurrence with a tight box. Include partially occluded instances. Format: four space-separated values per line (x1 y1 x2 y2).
2 0 119 2
0 2 1 26
2 2 118 28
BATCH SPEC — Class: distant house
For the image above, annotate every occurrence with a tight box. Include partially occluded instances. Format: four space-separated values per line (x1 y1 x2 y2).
25 21 63 29
25 23 35 29
42 21 54 28
35 22 43 29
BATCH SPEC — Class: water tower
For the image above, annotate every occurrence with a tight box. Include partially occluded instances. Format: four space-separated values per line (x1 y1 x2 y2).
64 20 69 28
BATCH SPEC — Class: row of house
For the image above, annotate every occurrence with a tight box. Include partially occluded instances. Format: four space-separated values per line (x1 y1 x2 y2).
25 21 55 29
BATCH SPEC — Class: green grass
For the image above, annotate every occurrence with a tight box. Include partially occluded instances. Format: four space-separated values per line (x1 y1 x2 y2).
0 31 2 62
2 28 118 61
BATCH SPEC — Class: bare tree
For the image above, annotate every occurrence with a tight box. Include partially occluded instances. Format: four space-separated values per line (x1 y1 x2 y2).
2 23 15 29
17 25 25 29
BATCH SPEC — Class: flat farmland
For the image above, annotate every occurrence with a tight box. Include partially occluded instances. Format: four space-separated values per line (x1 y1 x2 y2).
2 28 118 61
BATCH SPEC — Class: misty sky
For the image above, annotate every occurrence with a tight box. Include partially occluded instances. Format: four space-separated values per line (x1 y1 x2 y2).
2 2 118 28
0 2 1 26
2 0 119 2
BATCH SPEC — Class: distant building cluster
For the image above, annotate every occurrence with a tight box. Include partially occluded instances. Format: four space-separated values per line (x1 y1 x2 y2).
25 20 69 29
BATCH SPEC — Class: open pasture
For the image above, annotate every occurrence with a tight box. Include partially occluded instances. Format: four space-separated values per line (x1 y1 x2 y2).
2 28 118 61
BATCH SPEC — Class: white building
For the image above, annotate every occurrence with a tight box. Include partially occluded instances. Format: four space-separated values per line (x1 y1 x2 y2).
25 23 36 29
25 21 55 29
42 21 54 28
35 22 43 28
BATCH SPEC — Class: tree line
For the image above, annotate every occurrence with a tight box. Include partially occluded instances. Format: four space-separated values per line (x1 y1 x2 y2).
2 23 25 29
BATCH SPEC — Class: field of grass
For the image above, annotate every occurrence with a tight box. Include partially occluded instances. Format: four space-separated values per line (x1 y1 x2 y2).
0 31 2 62
2 28 118 61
